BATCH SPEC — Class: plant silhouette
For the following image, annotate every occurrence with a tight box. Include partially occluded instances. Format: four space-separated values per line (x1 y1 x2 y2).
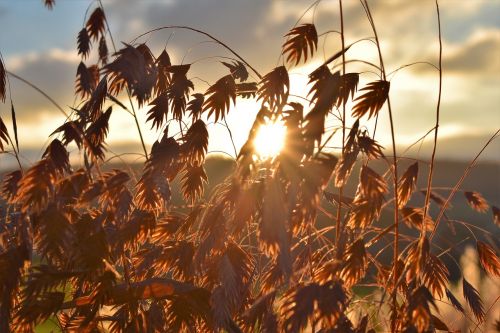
0 1 499 332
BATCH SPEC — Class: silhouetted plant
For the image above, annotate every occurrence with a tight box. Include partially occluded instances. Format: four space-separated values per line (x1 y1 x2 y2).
0 1 499 332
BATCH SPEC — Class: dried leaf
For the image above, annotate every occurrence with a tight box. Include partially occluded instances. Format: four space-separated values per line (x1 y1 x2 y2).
222 60 248 82
258 66 289 109
422 254 449 299
476 241 500 277
352 80 390 119
187 93 204 121
203 74 236 122
43 0 55 9
181 164 207 203
85 106 112 160
445 288 464 313
75 62 98 99
462 278 485 322
493 205 500 226
182 119 209 164
236 82 258 99
340 239 368 287
147 92 169 130
98 36 108 65
0 116 10 151
167 64 194 120
77 28 91 59
0 55 5 102
282 23 318 65
1 170 22 202
398 162 418 208
401 207 433 231
86 7 106 41
464 191 489 213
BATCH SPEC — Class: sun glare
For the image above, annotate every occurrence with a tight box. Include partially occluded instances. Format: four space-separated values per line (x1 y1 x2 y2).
253 122 287 158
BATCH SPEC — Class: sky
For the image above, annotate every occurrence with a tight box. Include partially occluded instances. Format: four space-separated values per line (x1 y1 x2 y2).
0 0 499 168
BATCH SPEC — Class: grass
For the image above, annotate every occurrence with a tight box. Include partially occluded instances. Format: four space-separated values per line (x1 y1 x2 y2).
0 0 499 332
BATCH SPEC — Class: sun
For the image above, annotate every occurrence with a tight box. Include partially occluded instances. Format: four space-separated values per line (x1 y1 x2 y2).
253 121 287 158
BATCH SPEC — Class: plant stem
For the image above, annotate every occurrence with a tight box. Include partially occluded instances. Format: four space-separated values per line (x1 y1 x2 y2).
362 2 400 331
98 0 149 158
223 119 238 158
430 129 499 241
335 0 346 257
422 0 442 233
130 26 262 80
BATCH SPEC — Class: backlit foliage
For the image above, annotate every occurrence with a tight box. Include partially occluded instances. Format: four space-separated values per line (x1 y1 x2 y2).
0 1 498 332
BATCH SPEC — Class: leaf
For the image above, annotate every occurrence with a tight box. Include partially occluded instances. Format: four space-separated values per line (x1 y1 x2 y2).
422 254 449 299
476 241 500 277
304 67 340 143
464 191 489 213
187 93 204 120
85 106 112 160
334 148 359 187
236 82 258 99
181 164 207 203
281 281 347 332
258 66 289 109
203 74 236 122
401 207 433 231
242 291 277 333
182 119 209 164
398 162 418 208
51 121 83 148
445 288 464 313
146 92 169 130
86 7 106 41
75 62 98 99
0 116 10 152
105 43 156 106
43 0 55 9
340 239 368 287
98 36 108 65
1 170 22 202
431 315 449 331
352 80 390 119
337 73 359 107
493 205 500 226
222 60 249 82
32 204 72 262
282 23 318 66
462 278 485 322
42 139 70 174
77 28 91 59
81 75 107 121
167 64 194 120
0 54 5 102
357 133 384 159
155 49 171 94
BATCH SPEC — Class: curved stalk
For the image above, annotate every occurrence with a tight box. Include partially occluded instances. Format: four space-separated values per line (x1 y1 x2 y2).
422 0 442 232
361 2 400 331
131 26 262 80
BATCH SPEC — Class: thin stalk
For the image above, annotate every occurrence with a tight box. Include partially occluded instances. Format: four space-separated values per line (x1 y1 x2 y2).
335 0 346 256
422 0 442 233
223 119 238 158
131 26 262 80
430 129 499 241
362 2 400 331
98 0 148 158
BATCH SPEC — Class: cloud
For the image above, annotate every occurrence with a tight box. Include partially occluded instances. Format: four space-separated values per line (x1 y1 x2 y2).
4 49 79 121
444 29 500 74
